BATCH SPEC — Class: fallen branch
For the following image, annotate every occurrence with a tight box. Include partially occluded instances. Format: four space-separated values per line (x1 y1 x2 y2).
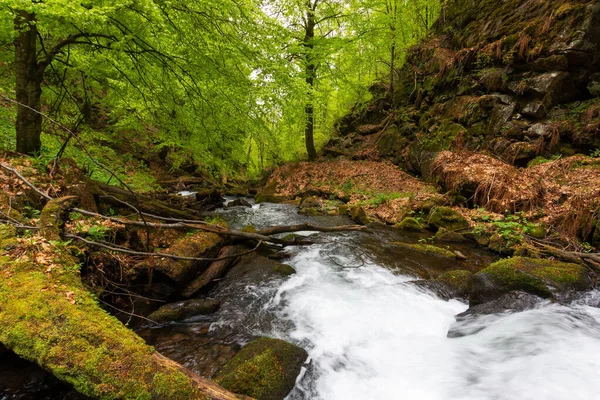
181 246 242 298
257 223 367 236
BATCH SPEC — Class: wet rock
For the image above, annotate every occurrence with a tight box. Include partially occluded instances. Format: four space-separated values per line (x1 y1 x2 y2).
153 231 224 284
457 291 544 319
588 72 600 97
392 242 457 259
147 299 221 323
470 257 592 306
272 264 296 276
434 227 468 243
408 280 454 300
395 217 425 232
427 206 470 232
215 337 308 400
195 188 225 209
349 206 371 225
436 270 473 299
228 198 252 208
255 182 287 204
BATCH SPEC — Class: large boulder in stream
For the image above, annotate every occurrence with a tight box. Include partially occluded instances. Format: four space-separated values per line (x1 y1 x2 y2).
215 337 308 400
470 257 592 305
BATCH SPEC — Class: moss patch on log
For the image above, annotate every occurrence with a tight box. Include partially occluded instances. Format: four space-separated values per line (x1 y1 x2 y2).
0 230 239 400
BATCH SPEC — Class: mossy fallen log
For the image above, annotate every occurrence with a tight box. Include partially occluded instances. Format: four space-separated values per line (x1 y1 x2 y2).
0 229 248 399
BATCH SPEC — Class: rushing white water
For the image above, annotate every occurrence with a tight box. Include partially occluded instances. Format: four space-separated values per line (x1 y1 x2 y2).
219 201 600 400
269 240 600 400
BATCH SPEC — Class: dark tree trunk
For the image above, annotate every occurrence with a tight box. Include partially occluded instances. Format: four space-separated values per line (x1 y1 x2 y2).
304 3 318 161
14 11 43 155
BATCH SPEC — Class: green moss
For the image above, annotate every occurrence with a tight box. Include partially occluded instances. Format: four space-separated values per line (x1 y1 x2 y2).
392 242 457 259
0 248 215 399
437 270 473 296
241 225 257 233
477 257 590 297
428 206 470 232
215 337 308 400
273 264 296 276
396 217 425 232
523 224 546 239
155 231 224 283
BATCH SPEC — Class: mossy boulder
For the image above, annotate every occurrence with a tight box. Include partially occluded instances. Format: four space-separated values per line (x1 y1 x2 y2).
392 242 457 259
396 217 425 232
349 206 370 225
148 299 221 323
154 231 224 284
215 337 307 400
273 264 296 276
434 227 468 243
470 257 592 305
38 196 78 241
427 206 470 232
436 270 474 298
255 182 286 204
523 224 546 239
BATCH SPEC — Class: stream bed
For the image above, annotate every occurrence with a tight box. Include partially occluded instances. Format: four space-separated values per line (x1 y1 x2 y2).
3 199 600 399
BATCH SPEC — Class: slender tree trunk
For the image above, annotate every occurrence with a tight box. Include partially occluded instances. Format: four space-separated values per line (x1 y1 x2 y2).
303 4 318 161
14 11 43 155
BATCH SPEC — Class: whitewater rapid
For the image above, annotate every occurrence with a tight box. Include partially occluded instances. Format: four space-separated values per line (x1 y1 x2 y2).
271 240 600 400
218 200 600 400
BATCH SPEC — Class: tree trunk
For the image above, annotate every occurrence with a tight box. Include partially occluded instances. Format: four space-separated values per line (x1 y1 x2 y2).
14 11 43 155
304 6 318 161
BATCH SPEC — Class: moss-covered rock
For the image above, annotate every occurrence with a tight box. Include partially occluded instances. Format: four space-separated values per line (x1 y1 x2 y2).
349 206 370 225
255 182 286 204
396 217 425 232
523 224 546 239
427 206 470 232
215 337 307 400
434 227 468 243
148 299 221 323
436 270 474 298
273 264 296 276
470 257 591 305
392 242 457 259
154 231 224 284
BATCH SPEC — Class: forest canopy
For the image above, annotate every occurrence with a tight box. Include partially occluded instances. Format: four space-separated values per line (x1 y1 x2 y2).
0 0 440 179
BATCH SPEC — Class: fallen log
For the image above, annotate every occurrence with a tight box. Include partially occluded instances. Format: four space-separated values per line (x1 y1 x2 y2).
181 245 241 298
0 225 249 400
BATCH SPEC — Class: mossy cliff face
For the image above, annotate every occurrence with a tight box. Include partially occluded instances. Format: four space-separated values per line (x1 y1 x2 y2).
332 0 600 172
0 231 240 400
470 256 592 305
215 337 307 400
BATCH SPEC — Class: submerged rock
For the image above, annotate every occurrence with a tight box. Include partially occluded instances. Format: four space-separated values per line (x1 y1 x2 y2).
215 337 308 400
458 291 544 319
147 299 221 323
470 257 591 305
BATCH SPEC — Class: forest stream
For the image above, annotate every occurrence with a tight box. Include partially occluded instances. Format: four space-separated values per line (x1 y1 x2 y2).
130 199 600 400
3 198 600 400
